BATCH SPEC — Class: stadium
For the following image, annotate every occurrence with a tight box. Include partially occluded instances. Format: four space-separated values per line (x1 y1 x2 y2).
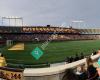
0 25 100 67
0 25 100 80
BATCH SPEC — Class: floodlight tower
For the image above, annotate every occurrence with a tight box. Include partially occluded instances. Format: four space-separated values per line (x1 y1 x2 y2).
2 16 23 26
72 20 84 29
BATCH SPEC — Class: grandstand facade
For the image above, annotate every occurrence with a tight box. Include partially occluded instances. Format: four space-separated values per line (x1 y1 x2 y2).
0 26 100 41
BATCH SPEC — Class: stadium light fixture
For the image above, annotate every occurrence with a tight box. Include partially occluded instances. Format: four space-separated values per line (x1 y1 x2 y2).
72 20 84 23
2 16 23 26
71 20 84 29
2 16 22 19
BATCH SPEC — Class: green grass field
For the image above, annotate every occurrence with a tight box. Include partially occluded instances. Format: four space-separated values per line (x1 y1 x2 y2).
1 40 100 68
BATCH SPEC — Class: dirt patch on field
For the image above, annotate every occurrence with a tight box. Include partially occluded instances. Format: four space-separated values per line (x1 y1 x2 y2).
8 43 24 50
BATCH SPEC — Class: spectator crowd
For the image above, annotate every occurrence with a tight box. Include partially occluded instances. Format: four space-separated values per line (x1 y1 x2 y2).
0 26 100 42
62 51 100 80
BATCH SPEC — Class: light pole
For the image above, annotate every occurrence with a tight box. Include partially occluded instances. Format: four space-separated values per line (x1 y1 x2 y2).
2 16 23 26
72 20 84 29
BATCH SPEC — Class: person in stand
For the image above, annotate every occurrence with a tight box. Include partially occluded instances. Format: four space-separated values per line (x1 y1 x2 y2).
62 69 80 80
80 53 84 59
65 57 70 63
74 54 79 61
93 51 97 55
86 56 99 80
69 56 74 63
75 64 87 80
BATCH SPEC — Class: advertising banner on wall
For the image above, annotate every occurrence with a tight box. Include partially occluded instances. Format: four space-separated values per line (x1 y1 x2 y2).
0 67 23 80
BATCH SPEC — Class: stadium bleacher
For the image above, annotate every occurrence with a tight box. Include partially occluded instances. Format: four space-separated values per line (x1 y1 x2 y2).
0 26 100 42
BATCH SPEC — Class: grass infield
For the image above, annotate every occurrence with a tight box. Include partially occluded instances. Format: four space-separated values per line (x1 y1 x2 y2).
1 40 100 68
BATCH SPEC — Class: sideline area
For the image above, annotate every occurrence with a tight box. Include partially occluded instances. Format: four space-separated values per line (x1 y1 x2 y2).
24 54 100 76
23 54 100 80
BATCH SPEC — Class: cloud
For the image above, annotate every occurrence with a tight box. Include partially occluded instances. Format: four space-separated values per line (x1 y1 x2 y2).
0 0 100 28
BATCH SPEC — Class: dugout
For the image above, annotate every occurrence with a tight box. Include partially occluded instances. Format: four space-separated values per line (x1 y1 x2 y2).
0 35 6 47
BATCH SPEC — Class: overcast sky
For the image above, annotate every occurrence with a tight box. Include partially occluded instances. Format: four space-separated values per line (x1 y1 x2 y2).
0 0 100 28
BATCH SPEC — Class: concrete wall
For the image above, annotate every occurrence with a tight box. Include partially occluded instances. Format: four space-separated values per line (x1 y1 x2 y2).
23 54 100 80
24 73 64 80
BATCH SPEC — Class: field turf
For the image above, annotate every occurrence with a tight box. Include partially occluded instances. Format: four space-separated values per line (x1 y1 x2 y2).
1 40 100 68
